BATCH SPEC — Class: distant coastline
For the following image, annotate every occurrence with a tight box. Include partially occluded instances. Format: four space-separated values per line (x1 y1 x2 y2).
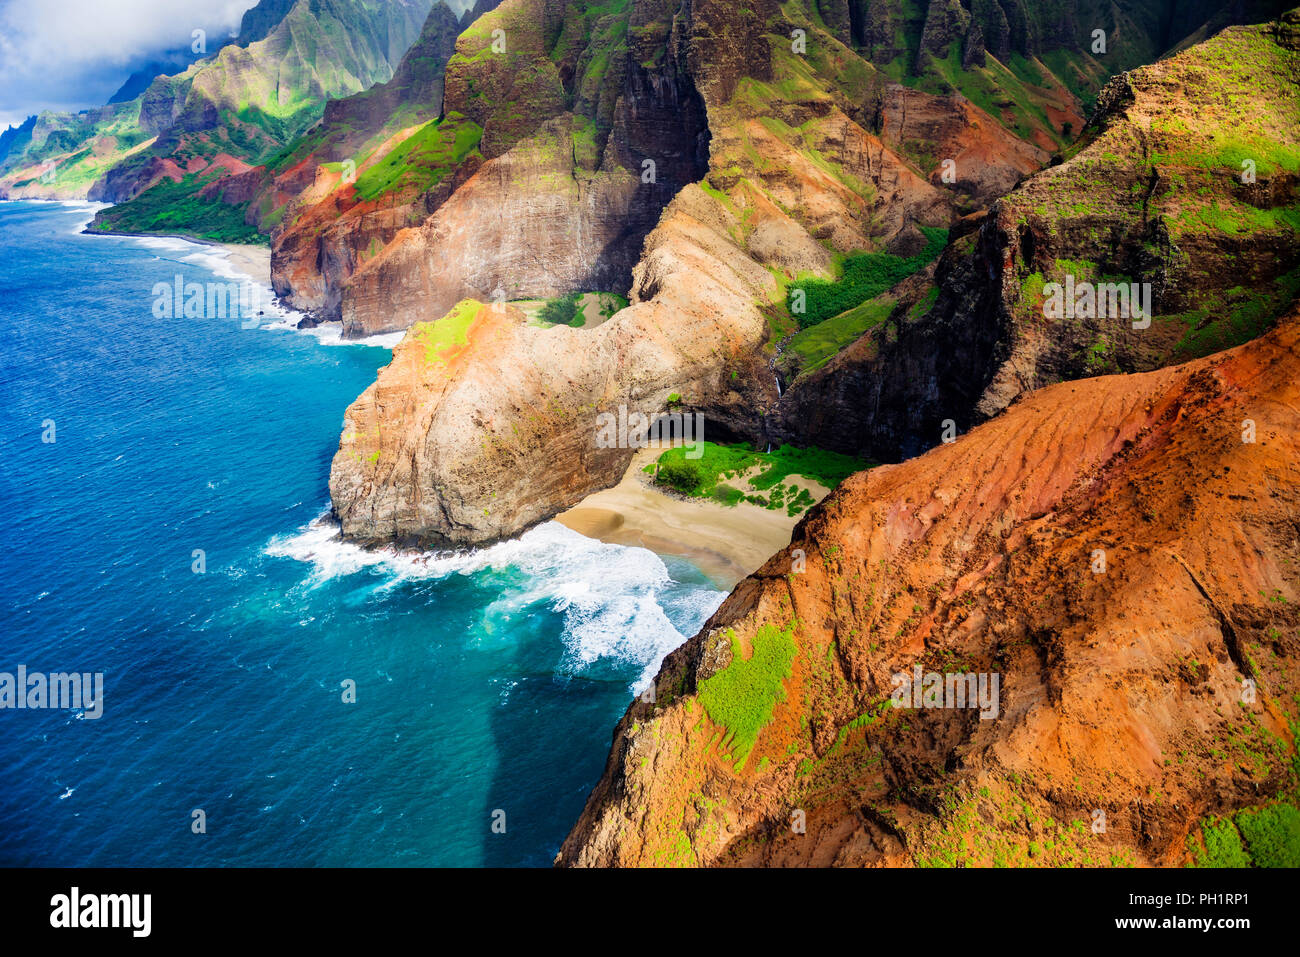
78 221 272 285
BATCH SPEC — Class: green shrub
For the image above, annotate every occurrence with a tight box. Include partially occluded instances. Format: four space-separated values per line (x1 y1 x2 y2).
697 622 798 768
1235 803 1300 868
655 460 703 494
539 293 583 326
645 441 870 502
1190 802 1300 867
92 172 264 244
712 483 743 506
788 228 947 328
787 487 815 516
1194 818 1252 867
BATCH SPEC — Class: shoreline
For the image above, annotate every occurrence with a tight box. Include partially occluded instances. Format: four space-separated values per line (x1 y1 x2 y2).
66 209 804 585
556 445 830 589
83 225 273 285
70 216 396 345
216 242 272 285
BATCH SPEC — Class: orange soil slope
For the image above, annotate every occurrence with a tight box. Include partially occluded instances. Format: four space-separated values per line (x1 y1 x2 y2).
559 306 1300 867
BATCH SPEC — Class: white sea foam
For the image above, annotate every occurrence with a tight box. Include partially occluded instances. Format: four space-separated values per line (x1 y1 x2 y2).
54 200 107 233
180 246 245 282
168 246 400 348
65 208 397 349
267 317 405 349
266 512 726 689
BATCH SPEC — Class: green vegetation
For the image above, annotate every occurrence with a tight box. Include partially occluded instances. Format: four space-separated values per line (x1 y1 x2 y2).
913 780 1128 868
788 229 946 328
352 114 483 202
917 45 1038 143
697 621 798 769
647 441 869 517
532 291 626 327
597 292 628 318
538 293 584 327
1188 802 1300 868
655 459 702 493
1163 267 1300 359
0 99 154 195
90 172 264 244
784 296 895 377
413 300 481 368
1171 199 1300 238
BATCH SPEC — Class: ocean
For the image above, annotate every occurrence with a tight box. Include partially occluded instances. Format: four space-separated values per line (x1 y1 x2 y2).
0 200 725 866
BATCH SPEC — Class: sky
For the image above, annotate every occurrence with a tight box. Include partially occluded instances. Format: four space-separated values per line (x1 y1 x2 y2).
0 0 256 129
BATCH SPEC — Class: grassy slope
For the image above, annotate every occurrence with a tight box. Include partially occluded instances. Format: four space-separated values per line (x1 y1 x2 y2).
1012 22 1300 363
648 440 871 517
87 172 264 244
86 0 433 237
703 0 1157 368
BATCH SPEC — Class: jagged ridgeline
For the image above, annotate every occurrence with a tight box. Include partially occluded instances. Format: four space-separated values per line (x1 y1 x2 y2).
4 0 1279 249
0 0 442 236
271 0 714 330
284 0 1281 338
559 301 1300 868
554 9 1300 869
774 12 1300 463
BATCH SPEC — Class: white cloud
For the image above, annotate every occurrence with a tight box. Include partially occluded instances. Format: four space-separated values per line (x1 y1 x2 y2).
0 0 484 127
0 0 255 122
1 0 252 68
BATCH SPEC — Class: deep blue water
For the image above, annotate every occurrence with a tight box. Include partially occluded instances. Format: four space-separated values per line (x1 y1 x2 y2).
0 201 724 866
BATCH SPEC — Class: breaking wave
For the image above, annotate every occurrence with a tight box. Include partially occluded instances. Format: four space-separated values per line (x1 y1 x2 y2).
266 512 726 690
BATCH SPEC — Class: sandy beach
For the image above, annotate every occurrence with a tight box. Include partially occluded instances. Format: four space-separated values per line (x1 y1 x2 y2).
556 445 830 588
83 222 273 285
218 243 272 283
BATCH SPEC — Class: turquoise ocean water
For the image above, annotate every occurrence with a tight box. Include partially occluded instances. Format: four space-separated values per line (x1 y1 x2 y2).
0 200 724 866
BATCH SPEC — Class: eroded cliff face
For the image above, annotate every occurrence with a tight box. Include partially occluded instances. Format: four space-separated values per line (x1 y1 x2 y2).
266 0 479 319
559 305 1300 867
774 17 1300 462
334 0 711 336
326 4 1298 551
294 0 1144 336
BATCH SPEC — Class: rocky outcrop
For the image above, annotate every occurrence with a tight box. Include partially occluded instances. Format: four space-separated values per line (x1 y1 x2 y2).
325 5 1299 550
876 84 1056 207
296 0 1137 338
329 183 777 546
916 0 971 69
274 0 1277 338
325 0 963 543
559 304 1300 867
234 0 299 46
773 19 1300 462
338 118 654 335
